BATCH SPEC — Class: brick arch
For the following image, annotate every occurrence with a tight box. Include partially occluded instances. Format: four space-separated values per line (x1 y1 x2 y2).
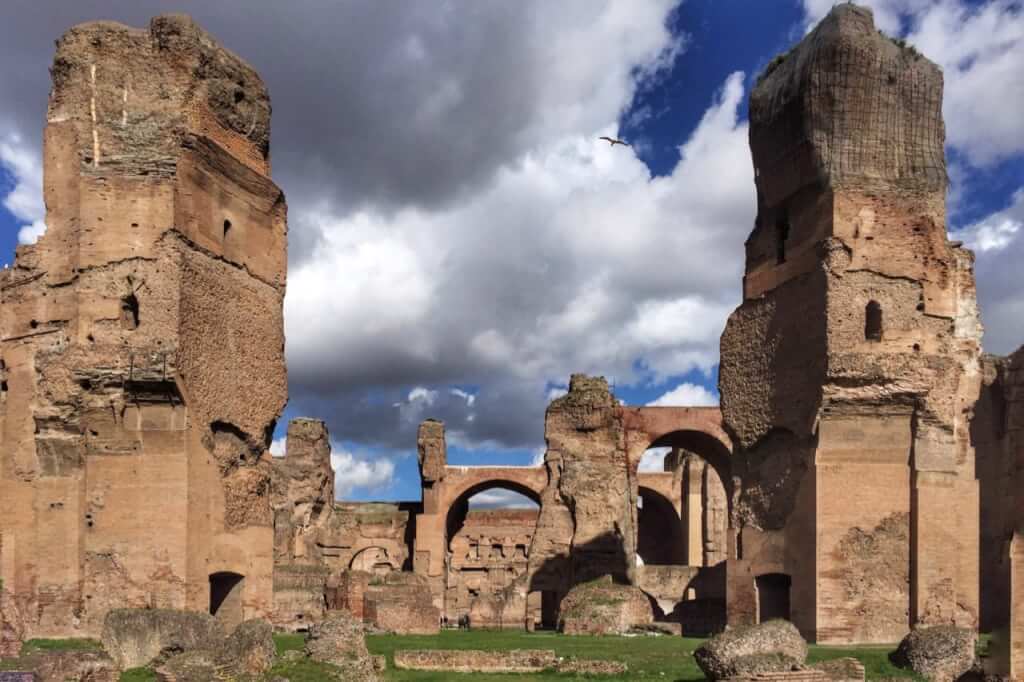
441 474 544 552
440 468 547 511
620 406 733 495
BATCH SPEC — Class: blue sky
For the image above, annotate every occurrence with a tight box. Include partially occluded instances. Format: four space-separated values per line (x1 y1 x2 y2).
1 0 1022 506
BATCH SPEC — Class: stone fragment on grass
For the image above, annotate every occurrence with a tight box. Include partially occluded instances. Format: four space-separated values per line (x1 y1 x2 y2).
558 575 654 635
890 625 976 681
694 620 808 680
304 611 379 681
101 609 225 671
221 619 275 675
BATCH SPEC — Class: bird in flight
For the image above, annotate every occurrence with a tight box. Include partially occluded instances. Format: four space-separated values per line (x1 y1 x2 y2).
599 136 630 147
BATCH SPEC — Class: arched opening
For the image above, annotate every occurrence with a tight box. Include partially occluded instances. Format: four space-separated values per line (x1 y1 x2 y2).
755 573 791 622
775 213 790 264
350 546 397 576
444 481 541 630
865 300 883 341
637 487 685 566
120 294 139 330
209 571 245 629
643 430 731 569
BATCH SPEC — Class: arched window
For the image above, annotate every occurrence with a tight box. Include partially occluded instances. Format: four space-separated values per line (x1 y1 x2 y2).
865 301 883 341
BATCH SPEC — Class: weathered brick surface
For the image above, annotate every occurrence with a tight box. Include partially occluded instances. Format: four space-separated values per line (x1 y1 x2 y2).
719 4 982 643
0 14 284 639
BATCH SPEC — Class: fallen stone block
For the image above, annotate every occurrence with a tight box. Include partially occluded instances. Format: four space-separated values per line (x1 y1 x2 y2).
22 651 117 682
890 625 976 682
393 649 558 673
304 611 380 681
694 620 808 680
559 575 654 636
555 658 629 675
101 608 225 671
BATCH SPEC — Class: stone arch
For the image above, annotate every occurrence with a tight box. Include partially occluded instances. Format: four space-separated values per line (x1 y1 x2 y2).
209 571 245 629
645 429 732 499
443 479 542 551
349 546 399 575
637 486 686 565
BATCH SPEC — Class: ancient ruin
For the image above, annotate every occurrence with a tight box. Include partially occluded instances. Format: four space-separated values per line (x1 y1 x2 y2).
720 3 982 644
0 14 286 644
1 5 1022 679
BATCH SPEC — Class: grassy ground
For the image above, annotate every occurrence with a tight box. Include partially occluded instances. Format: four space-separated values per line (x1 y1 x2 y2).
0 630 925 681
364 630 919 681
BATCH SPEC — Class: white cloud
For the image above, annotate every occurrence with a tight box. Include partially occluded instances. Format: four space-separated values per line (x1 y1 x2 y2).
286 71 752 449
953 188 1024 354
331 446 396 499
467 488 539 509
270 434 394 498
802 0 1024 167
639 446 672 472
647 382 718 407
0 133 46 244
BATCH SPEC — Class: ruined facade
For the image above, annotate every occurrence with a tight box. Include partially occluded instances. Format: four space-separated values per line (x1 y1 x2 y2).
719 4 982 644
0 15 287 641
2 4 1020 657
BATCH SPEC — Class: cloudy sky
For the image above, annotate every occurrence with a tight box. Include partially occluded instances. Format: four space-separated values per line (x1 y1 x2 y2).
1 0 1021 505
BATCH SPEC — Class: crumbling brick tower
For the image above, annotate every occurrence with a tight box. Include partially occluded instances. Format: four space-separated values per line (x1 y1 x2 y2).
0 16 287 639
719 5 982 644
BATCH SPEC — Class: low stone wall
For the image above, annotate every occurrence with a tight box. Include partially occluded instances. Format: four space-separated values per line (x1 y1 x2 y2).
366 597 438 635
722 659 865 682
393 649 557 673
722 671 830 682
272 564 331 631
364 572 440 635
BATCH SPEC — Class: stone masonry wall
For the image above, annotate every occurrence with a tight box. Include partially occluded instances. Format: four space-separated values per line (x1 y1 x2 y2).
719 4 981 644
0 14 286 638
527 375 635 600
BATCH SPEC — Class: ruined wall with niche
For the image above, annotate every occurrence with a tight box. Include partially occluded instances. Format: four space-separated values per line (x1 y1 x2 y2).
719 4 981 644
447 509 538 625
0 14 287 640
269 417 415 630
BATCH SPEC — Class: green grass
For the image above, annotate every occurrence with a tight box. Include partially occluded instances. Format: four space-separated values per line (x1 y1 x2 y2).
367 630 716 681
20 638 102 653
366 630 921 681
1 631 926 682
808 643 920 680
274 632 306 656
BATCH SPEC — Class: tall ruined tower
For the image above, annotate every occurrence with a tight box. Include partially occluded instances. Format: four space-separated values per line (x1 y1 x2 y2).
719 5 981 643
0 16 287 639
